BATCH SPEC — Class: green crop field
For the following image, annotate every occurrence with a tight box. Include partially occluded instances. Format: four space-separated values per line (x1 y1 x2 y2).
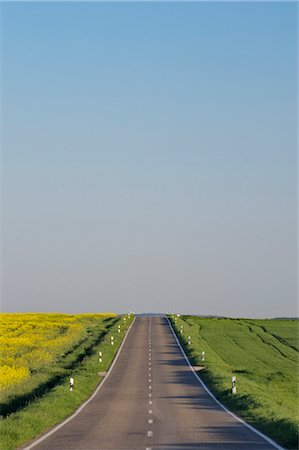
169 315 299 450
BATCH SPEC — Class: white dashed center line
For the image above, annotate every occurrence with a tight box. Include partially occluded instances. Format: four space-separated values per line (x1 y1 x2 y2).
147 317 153 446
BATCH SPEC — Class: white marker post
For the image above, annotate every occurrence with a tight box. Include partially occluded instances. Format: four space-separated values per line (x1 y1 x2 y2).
188 336 191 345
69 377 74 391
118 325 121 333
180 325 183 334
99 351 102 363
232 375 237 394
110 336 114 346
201 351 205 362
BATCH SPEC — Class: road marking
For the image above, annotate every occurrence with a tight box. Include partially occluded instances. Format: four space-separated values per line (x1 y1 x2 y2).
149 392 152 397
146 448 152 450
149 362 151 365
149 385 152 389
165 316 284 450
148 418 153 424
149 409 152 414
149 400 152 404
147 431 153 437
149 366 151 370
23 318 137 450
149 379 151 382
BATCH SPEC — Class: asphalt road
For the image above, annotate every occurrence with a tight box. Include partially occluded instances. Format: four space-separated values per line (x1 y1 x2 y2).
27 316 281 450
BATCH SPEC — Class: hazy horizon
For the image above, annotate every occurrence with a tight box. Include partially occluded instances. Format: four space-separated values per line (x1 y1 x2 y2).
1 2 297 318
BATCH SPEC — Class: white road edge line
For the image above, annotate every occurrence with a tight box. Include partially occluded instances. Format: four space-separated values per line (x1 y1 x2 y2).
23 317 137 450
165 316 284 450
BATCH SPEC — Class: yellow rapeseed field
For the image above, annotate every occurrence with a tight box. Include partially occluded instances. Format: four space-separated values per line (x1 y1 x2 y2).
0 313 115 391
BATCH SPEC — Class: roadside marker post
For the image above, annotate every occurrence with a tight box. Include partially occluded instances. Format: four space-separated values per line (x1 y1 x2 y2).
117 325 121 333
180 325 183 334
69 377 74 391
110 336 114 346
98 351 102 363
201 351 205 362
188 336 191 345
232 375 237 394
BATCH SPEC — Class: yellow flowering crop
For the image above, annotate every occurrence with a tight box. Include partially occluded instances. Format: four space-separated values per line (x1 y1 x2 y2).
0 313 115 391
0 365 30 390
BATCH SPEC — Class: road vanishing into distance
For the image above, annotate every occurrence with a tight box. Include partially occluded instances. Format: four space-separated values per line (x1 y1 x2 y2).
25 316 282 450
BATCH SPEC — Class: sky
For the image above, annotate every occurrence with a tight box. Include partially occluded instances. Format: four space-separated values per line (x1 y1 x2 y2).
1 2 297 317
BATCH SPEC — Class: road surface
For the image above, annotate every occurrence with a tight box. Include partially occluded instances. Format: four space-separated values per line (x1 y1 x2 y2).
26 316 281 450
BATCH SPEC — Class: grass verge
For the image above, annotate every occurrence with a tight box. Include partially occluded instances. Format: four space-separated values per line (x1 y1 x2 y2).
0 314 134 450
169 314 298 450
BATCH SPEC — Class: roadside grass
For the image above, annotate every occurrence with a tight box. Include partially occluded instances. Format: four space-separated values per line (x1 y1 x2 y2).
0 314 134 450
169 315 299 450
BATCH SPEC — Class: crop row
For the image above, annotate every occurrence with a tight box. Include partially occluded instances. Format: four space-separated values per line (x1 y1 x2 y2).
169 314 298 450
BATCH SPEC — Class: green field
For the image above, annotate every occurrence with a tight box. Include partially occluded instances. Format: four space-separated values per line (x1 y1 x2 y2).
0 313 134 450
169 315 299 450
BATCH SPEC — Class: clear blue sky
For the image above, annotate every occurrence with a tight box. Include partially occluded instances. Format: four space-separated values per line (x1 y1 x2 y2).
1 2 297 317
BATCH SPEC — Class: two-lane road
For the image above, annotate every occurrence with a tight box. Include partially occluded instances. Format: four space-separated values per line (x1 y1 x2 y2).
25 316 282 450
